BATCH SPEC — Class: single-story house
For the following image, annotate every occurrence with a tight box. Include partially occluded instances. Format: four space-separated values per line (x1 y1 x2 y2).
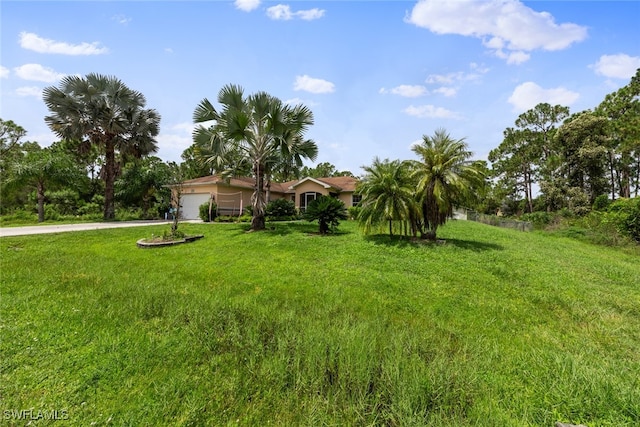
178 175 360 220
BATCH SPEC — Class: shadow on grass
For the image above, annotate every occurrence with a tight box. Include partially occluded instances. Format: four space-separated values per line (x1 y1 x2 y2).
364 234 503 252
261 221 353 237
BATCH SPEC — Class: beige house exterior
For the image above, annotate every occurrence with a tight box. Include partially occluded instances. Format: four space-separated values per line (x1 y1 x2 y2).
178 175 360 220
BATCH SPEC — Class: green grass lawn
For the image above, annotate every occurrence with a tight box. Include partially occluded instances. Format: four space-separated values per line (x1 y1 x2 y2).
1 220 638 426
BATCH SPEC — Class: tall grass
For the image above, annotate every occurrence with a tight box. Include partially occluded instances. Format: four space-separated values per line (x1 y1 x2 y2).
1 221 638 425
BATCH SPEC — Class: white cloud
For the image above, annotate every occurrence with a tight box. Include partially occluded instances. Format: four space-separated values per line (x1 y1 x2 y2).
16 86 42 98
425 71 480 85
266 4 325 21
267 5 293 20
591 54 640 80
19 31 108 55
424 66 484 96
381 85 428 98
294 75 335 94
433 87 457 97
156 122 197 162
296 8 325 21
508 82 579 112
112 14 131 25
0 66 9 78
404 104 462 119
165 47 174 54
506 51 531 65
470 63 490 74
284 97 318 107
426 72 460 85
407 0 587 63
235 0 260 12
14 63 65 82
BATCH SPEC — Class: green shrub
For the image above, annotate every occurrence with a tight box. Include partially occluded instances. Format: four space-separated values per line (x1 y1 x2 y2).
592 194 611 211
46 189 80 215
303 195 348 234
608 198 640 242
520 211 554 229
266 198 296 221
347 206 361 220
115 207 143 221
199 201 217 222
44 205 61 221
0 209 37 224
77 202 102 216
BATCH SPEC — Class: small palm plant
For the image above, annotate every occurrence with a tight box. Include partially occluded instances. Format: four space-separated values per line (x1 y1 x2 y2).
303 195 348 235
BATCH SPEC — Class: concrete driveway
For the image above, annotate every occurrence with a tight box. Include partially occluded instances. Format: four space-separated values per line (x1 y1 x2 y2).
0 220 202 237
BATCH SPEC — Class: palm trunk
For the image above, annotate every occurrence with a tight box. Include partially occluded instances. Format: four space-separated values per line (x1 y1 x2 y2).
251 162 266 230
37 181 45 223
103 137 116 220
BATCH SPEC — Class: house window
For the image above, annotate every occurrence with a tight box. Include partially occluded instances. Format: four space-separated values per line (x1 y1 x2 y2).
352 194 362 206
299 192 323 211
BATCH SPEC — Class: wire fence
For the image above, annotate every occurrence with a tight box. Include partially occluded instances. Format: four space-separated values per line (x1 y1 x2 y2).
466 211 532 232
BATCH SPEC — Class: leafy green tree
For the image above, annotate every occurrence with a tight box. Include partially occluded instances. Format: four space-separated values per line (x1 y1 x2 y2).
357 157 415 236
0 119 27 170
193 84 318 231
596 68 640 198
303 195 348 234
0 119 42 212
410 129 484 240
179 144 216 180
115 156 172 218
489 103 569 213
300 161 354 178
489 128 537 213
43 73 161 220
555 111 609 204
7 145 83 222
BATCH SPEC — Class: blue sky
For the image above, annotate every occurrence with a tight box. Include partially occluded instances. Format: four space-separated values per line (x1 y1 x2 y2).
2 0 639 176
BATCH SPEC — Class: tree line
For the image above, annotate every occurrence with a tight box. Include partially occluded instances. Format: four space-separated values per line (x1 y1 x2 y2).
1 70 638 242
488 69 639 216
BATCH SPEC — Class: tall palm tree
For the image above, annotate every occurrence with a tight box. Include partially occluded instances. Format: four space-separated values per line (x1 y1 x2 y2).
43 73 160 220
8 146 83 222
357 157 416 236
410 128 484 240
193 84 318 231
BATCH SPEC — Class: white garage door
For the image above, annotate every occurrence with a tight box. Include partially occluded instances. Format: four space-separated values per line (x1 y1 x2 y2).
181 193 212 220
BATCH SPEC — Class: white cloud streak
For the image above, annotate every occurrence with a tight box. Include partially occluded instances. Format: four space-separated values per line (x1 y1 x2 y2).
294 75 335 94
19 31 108 55
407 0 587 63
14 63 65 82
404 105 462 119
508 82 579 112
0 66 9 78
592 54 640 80
266 5 325 21
235 0 260 12
380 85 428 98
112 14 131 25
16 86 43 98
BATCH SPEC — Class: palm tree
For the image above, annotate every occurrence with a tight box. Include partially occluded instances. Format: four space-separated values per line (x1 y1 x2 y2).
410 128 484 240
357 157 416 236
193 84 318 231
43 73 161 220
8 146 82 222
302 195 348 234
